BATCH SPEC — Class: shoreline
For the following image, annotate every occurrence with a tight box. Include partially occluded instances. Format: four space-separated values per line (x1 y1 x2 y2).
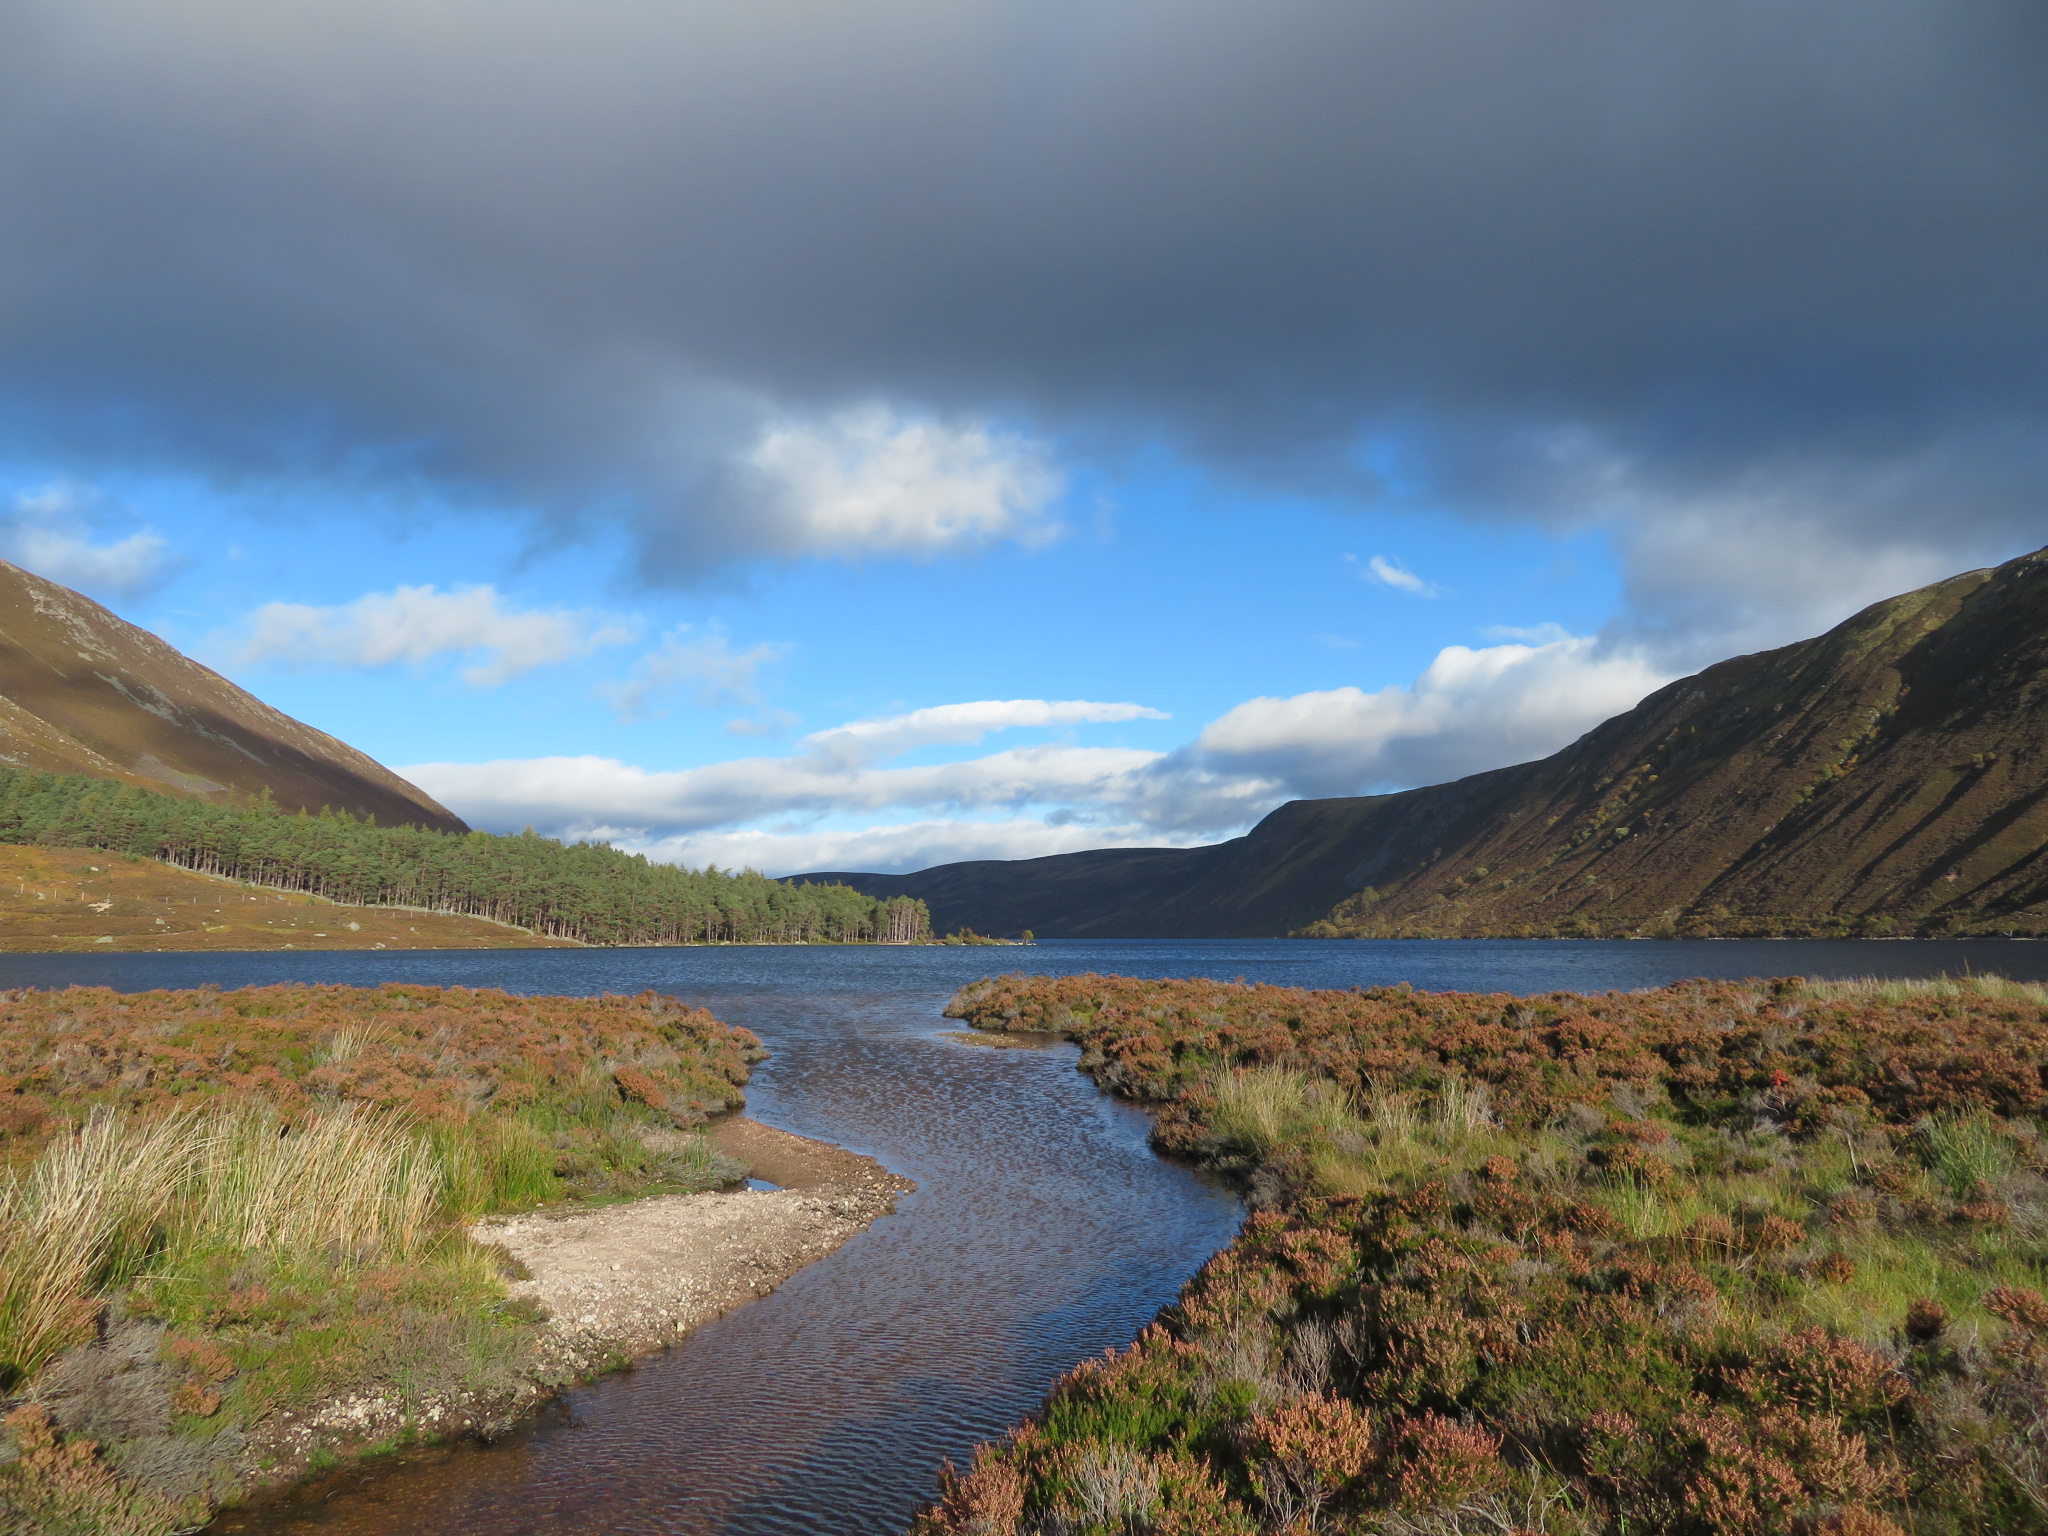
213 1119 913 1526
475 1117 913 1366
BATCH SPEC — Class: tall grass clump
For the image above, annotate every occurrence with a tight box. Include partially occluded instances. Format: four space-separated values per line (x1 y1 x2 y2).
1205 1066 1359 1159
1798 971 2048 1007
0 1106 447 1387
180 1106 444 1266
0 1112 195 1385
1918 1110 2018 1199
431 1115 559 1217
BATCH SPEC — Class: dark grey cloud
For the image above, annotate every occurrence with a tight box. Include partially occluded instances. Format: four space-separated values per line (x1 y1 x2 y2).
3 0 2046 618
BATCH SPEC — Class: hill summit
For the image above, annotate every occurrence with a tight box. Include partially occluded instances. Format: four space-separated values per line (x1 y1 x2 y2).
807 545 2048 938
0 560 463 831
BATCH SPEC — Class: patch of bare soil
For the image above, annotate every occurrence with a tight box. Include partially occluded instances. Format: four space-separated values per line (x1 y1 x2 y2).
474 1119 913 1367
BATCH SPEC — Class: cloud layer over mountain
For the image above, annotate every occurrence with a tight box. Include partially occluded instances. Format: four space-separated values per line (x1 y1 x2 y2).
406 633 1667 872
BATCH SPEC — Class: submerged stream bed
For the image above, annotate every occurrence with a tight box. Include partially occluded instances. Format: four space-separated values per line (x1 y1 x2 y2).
5 937 2044 1535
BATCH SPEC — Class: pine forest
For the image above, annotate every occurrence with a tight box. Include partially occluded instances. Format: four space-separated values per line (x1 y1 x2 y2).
0 768 929 947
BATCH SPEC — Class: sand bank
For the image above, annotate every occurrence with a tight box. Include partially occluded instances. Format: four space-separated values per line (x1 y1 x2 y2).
473 1118 913 1365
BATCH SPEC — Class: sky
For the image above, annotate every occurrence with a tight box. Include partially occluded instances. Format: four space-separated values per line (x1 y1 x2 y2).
1 0 2044 875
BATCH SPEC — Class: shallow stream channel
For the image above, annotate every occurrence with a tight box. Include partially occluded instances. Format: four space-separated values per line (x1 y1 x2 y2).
5 937 2046 1534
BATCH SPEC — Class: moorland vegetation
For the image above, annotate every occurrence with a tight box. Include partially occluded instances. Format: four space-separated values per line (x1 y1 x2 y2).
0 767 930 946
927 970 2048 1535
0 982 762 1532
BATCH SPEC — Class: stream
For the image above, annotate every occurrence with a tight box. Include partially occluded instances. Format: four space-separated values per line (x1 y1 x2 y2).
4 937 2044 1534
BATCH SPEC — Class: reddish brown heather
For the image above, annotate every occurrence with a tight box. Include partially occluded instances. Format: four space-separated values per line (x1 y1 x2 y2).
945 971 2048 1130
0 983 762 1155
920 972 2048 1535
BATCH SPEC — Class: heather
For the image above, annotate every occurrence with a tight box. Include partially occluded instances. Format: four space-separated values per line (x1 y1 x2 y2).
923 971 2048 1535
0 765 930 945
0 983 761 1531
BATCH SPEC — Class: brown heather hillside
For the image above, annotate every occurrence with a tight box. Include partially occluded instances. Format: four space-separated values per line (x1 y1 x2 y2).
810 545 2048 939
1309 545 2048 938
0 844 577 950
0 560 463 831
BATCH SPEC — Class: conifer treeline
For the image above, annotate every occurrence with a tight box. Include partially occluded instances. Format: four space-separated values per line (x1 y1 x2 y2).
0 768 930 946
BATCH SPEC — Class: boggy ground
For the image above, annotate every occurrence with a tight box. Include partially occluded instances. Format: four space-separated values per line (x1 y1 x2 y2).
0 983 886 1535
922 971 2048 1536
0 845 576 950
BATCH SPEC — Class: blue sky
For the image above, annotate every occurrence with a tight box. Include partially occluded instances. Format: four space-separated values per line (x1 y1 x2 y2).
2 0 2044 873
0 449 2015 876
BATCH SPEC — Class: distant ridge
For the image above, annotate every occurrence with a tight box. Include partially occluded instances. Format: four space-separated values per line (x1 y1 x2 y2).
803 544 2048 939
0 560 465 832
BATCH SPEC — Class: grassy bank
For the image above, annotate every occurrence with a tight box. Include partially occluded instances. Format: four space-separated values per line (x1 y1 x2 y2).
0 844 583 950
0 983 760 1533
925 971 2048 1535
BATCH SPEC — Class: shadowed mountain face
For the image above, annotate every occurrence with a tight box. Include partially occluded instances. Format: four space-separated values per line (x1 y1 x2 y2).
803 546 2048 939
0 562 465 832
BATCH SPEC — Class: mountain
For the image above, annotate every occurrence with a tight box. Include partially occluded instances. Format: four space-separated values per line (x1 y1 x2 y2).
0 560 465 832
803 545 2048 939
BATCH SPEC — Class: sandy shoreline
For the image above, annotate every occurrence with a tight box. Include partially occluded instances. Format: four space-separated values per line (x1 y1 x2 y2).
240 1119 912 1499
474 1118 914 1364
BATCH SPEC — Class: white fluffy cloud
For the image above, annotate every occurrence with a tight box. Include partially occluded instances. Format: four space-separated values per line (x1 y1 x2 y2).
597 629 787 723
804 699 1168 765
406 742 1166 837
1199 633 1670 798
407 638 1669 874
236 584 636 686
743 406 1064 558
1 484 176 599
1353 554 1440 597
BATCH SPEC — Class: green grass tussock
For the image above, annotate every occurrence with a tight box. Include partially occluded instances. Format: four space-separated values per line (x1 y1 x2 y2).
1794 973 2048 1008
924 970 2048 1535
0 1113 195 1384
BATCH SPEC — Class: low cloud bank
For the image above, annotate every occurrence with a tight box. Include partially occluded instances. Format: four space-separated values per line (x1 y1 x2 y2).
407 632 1670 874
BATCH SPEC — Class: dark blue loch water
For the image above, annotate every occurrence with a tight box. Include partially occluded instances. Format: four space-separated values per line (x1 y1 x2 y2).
6 938 2039 1536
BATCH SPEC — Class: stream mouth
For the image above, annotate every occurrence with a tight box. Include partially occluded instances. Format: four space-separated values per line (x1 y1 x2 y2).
5 938 2042 1534
208 972 1240 1536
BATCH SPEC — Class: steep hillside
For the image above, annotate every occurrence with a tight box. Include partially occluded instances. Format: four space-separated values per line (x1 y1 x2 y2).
807 545 2048 938
0 560 464 830
1312 547 2048 937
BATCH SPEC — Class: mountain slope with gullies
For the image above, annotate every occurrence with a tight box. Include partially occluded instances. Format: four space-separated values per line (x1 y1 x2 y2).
804 545 2048 938
0 560 465 831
